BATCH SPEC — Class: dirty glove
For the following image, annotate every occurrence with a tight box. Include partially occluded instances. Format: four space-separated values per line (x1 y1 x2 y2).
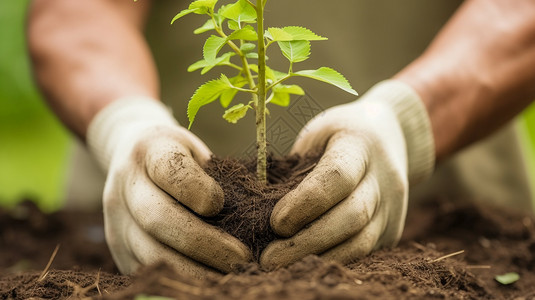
87 97 252 277
260 80 435 269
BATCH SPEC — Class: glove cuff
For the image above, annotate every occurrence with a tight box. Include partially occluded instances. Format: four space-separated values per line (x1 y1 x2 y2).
366 80 436 185
87 96 178 173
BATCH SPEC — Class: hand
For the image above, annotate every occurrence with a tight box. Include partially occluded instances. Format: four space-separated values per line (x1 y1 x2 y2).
260 81 435 269
88 97 252 277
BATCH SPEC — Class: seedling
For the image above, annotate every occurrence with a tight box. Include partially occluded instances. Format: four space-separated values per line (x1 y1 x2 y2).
172 0 358 183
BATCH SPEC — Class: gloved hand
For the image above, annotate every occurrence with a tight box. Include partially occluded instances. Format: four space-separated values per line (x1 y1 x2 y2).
87 97 252 277
260 80 435 269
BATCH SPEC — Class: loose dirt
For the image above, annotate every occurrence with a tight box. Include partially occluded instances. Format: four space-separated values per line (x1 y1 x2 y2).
1 157 534 299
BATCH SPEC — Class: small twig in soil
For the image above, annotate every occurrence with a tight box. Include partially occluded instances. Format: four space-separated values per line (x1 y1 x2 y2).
37 244 60 282
65 270 102 299
466 265 491 269
410 241 428 252
430 250 465 263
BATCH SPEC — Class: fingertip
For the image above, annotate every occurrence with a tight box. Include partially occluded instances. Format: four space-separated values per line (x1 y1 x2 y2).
259 242 285 271
194 180 224 217
270 193 299 237
146 148 224 216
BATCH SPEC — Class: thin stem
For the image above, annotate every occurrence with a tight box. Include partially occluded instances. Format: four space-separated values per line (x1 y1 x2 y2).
210 14 242 56
266 73 293 91
224 62 244 71
210 13 256 91
256 0 267 183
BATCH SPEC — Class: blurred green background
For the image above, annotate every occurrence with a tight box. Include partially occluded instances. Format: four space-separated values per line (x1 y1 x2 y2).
0 0 71 212
1 1 534 212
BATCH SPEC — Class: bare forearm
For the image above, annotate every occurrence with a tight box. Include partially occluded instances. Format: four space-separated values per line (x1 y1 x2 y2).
395 0 535 162
28 0 158 139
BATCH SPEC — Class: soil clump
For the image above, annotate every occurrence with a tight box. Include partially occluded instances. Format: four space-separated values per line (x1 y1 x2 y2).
203 155 317 259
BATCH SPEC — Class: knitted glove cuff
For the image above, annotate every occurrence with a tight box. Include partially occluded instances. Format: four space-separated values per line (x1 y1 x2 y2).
87 97 178 172
364 80 436 185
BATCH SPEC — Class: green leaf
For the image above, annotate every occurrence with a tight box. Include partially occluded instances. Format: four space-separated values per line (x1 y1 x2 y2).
495 272 520 285
188 78 232 128
203 35 227 63
194 19 215 34
171 0 218 24
220 0 257 23
171 8 199 24
220 76 247 107
228 25 258 41
270 92 290 107
269 84 305 107
223 103 251 124
294 67 358 96
188 52 234 74
245 52 259 59
189 0 218 14
240 42 256 53
274 84 305 95
278 40 310 63
227 20 240 31
267 26 327 41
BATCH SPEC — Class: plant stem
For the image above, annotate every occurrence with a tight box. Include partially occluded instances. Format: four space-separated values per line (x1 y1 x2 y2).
256 0 267 183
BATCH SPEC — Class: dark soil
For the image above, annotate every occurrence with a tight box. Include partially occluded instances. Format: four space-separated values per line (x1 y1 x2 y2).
203 155 317 259
1 162 535 299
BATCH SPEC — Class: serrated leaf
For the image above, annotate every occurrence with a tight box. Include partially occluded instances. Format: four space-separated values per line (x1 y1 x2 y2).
188 52 234 74
266 28 293 41
285 26 327 40
220 73 232 86
278 40 310 63
194 19 215 34
203 35 227 63
188 78 232 128
220 0 257 23
171 8 200 24
228 25 258 41
220 76 248 107
223 103 251 124
189 0 218 14
495 273 520 285
294 67 358 96
240 43 256 53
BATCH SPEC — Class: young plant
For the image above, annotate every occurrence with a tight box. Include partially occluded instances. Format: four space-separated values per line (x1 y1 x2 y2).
172 0 358 183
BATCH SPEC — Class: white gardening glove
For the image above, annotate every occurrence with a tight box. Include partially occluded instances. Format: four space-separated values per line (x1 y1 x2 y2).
260 80 435 269
87 97 252 277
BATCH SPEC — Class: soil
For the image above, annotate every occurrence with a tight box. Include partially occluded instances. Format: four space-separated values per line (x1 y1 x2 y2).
203 155 318 259
1 158 535 299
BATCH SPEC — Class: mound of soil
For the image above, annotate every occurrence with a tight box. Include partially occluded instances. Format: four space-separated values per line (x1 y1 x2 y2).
1 159 534 299
203 155 317 259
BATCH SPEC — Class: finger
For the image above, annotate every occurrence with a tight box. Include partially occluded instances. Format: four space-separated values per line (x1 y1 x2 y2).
260 175 378 270
321 207 386 265
145 136 223 217
125 217 216 278
271 133 367 237
125 174 253 273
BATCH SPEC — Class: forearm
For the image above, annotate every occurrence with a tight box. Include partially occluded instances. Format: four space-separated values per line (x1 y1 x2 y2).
395 0 535 162
28 0 158 139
